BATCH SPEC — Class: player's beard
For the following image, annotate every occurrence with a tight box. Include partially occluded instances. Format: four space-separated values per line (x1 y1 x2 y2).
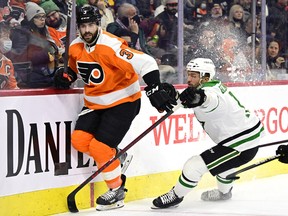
81 29 98 44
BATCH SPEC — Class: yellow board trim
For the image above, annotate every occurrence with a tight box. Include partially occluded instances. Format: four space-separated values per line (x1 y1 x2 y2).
1 160 287 215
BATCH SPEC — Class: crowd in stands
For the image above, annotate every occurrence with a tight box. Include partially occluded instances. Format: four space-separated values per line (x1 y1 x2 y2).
0 0 287 89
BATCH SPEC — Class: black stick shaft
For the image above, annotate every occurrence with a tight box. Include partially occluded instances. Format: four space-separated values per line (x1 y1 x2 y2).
259 139 288 148
63 0 73 72
226 154 280 180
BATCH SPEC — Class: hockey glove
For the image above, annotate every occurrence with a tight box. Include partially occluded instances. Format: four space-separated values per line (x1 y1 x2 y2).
145 82 177 112
276 145 288 164
179 87 206 108
54 67 77 89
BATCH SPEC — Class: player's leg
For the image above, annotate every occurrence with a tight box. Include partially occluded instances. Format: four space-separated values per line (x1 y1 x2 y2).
92 100 140 210
71 106 100 154
201 146 258 201
152 155 208 209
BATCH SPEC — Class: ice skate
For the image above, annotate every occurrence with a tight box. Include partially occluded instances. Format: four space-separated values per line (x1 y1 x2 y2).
201 188 232 201
96 174 127 211
152 187 184 209
118 149 133 174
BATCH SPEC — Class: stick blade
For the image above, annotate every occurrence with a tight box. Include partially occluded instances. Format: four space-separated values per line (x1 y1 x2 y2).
226 174 240 180
67 193 79 213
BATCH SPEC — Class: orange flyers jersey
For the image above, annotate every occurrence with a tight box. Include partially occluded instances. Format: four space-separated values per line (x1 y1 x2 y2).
0 55 18 89
68 29 159 110
48 26 66 48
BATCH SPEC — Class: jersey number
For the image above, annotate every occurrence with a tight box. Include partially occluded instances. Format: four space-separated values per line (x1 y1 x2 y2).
120 49 134 60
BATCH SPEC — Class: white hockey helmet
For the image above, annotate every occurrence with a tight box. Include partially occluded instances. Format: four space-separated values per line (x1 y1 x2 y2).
186 58 215 80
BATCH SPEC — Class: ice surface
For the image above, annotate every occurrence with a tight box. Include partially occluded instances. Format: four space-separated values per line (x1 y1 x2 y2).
57 174 288 216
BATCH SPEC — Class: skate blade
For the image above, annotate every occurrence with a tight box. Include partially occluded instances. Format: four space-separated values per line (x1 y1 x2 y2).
96 200 124 211
151 204 179 209
121 155 133 174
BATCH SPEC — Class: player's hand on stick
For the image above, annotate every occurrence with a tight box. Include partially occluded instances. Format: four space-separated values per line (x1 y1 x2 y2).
145 82 178 113
179 87 206 108
276 145 288 164
54 67 76 89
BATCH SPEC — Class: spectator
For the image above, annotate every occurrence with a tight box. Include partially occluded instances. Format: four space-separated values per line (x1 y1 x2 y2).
266 0 288 53
8 2 59 88
90 0 115 31
195 1 208 21
40 0 67 63
155 0 178 52
206 3 227 23
266 39 287 80
0 22 18 89
228 4 246 38
4 5 27 55
106 3 151 54
233 0 252 20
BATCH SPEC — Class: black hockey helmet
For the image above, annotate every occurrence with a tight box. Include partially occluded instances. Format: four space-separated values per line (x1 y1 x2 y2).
76 5 101 25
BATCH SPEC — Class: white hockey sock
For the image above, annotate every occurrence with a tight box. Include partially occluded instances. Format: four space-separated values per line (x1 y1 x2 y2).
217 168 235 194
174 155 208 197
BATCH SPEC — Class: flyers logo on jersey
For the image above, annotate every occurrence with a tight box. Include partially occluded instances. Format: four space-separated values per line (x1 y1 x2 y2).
77 62 104 85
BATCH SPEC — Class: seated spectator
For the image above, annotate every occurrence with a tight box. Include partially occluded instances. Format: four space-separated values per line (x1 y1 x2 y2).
40 0 67 63
205 3 227 23
7 2 59 88
106 3 151 54
0 22 18 89
194 1 208 21
228 4 246 39
155 0 178 52
266 39 287 80
232 0 252 21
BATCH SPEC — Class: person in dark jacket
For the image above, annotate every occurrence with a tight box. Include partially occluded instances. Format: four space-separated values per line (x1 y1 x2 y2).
7 2 59 88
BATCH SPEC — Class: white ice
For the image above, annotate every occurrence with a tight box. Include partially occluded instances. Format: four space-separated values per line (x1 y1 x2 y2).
57 174 288 216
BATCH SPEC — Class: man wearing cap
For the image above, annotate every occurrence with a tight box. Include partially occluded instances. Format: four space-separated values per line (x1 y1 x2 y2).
155 0 179 52
40 0 67 61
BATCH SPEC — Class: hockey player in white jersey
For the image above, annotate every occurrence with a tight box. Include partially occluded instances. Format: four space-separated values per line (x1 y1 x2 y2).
152 58 265 209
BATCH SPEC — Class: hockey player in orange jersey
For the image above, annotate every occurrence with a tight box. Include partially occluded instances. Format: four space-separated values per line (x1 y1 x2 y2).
53 5 178 211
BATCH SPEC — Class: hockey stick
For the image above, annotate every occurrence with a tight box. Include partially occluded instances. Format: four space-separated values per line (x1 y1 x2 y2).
67 103 182 212
63 0 73 73
259 139 288 148
226 154 280 180
225 139 288 180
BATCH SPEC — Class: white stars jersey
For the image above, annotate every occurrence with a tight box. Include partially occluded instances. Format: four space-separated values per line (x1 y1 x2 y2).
68 29 159 110
194 80 265 152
